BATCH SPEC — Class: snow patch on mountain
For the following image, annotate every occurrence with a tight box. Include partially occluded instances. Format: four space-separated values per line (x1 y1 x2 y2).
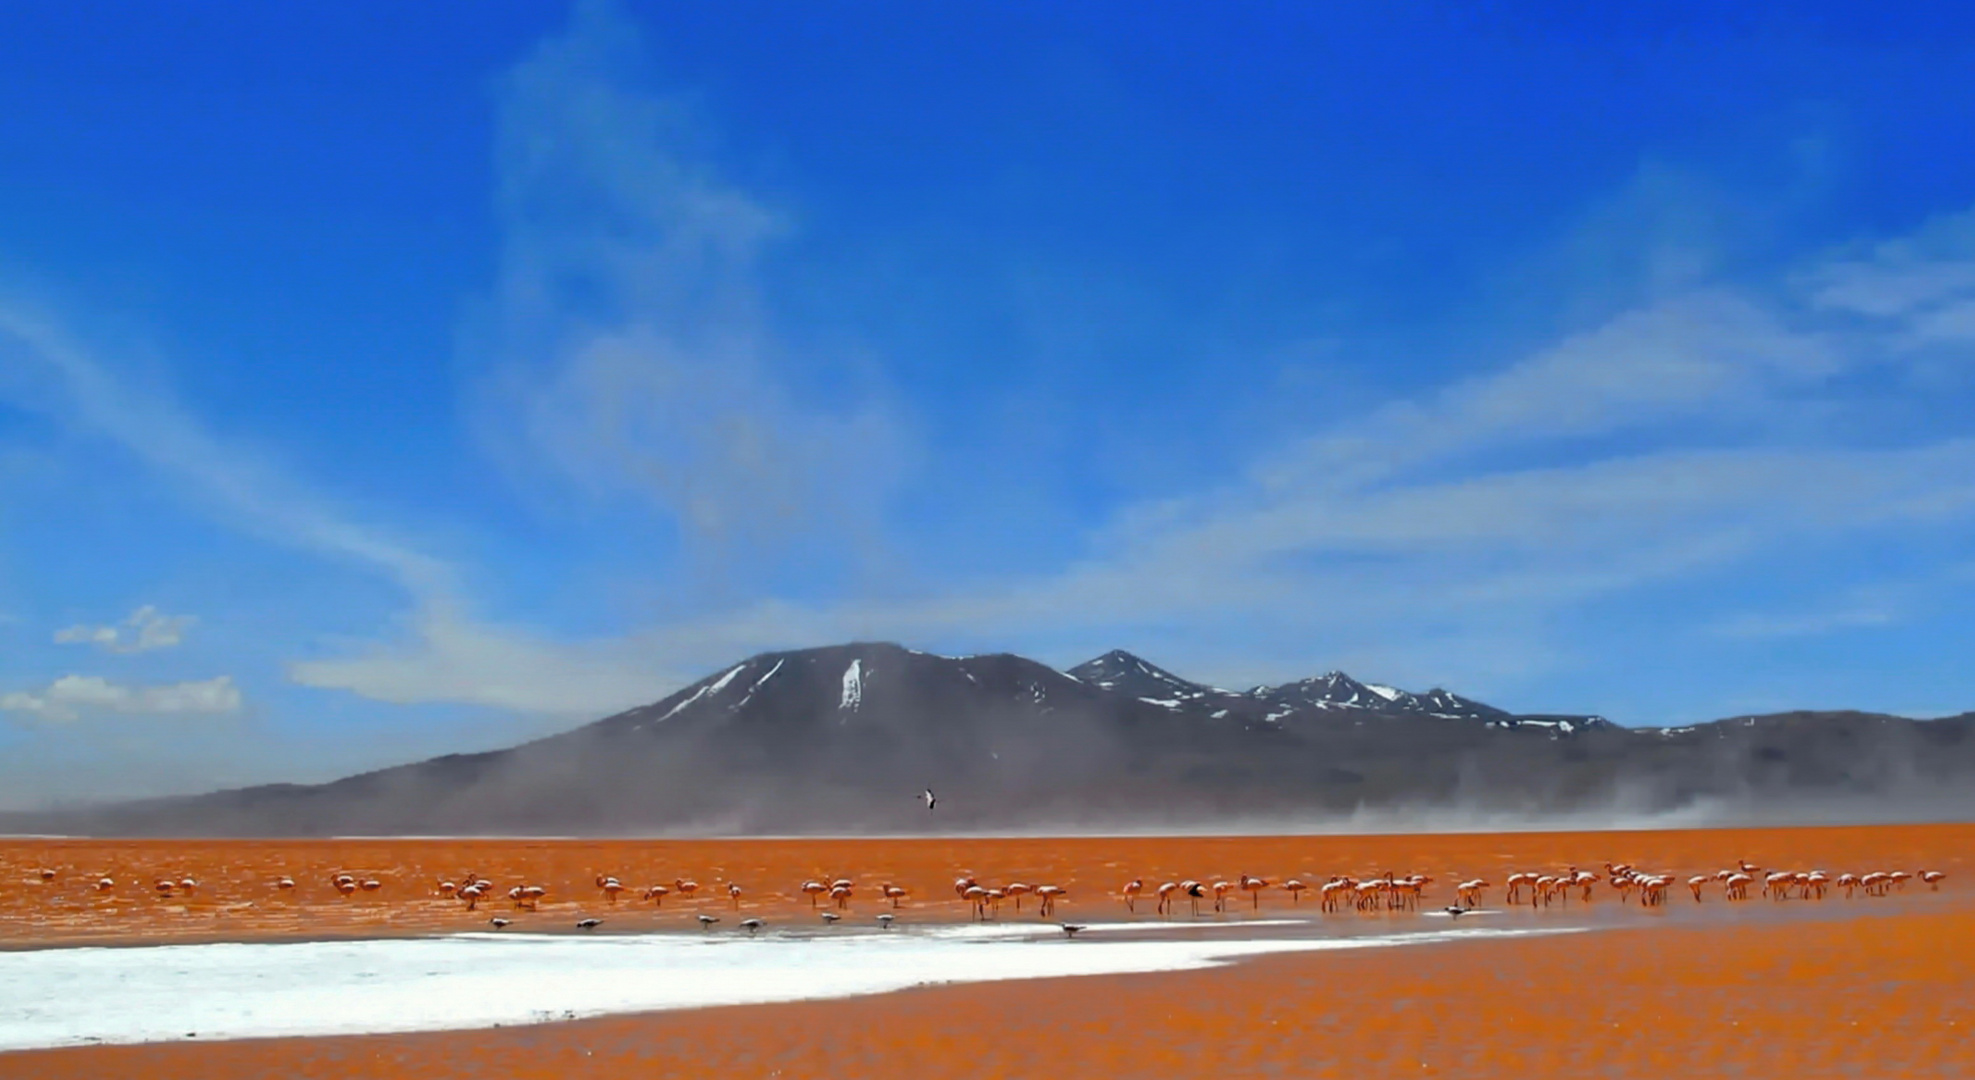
840 660 864 712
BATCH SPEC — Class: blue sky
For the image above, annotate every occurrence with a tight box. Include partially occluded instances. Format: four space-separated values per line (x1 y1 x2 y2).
5 2 1975 806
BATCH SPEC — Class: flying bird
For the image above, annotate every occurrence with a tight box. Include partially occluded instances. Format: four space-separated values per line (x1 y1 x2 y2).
920 788 937 811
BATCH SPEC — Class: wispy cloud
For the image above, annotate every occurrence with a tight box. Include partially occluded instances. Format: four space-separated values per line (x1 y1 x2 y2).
54 605 196 654
287 599 672 716
0 307 452 594
0 674 242 724
468 0 904 555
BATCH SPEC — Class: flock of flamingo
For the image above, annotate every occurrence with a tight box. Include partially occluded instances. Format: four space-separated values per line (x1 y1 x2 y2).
15 859 1948 935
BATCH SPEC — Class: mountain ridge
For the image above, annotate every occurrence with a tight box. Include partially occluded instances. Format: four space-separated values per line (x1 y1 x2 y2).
4 641 1971 836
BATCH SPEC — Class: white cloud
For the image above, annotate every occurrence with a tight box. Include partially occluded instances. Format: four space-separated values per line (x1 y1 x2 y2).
0 674 242 723
53 605 196 654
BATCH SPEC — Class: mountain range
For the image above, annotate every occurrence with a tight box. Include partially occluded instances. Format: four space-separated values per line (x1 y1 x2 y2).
8 642 1974 835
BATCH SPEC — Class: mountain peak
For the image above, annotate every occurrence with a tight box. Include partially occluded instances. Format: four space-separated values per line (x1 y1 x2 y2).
1066 650 1215 702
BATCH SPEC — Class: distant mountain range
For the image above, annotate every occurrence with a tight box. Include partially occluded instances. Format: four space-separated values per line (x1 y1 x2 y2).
9 642 1975 835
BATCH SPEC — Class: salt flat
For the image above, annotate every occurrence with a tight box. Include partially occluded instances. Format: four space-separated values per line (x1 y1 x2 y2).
0 920 1567 1050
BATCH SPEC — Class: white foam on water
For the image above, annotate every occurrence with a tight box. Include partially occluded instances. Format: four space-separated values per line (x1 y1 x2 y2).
0 922 1578 1051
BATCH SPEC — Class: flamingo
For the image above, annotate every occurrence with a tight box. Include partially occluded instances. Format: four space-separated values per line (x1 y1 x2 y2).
1004 882 1032 911
1239 875 1269 910
1283 879 1308 905
37 869 56 882
276 877 296 891
830 883 853 910
953 876 978 899
1764 872 1793 901
1209 880 1233 914
1687 875 1708 902
1035 884 1067 918
674 878 700 902
1155 881 1179 917
437 880 459 897
1122 879 1144 912
801 880 828 908
178 877 198 894
1182 880 1205 917
600 877 625 904
1571 870 1598 902
94 877 114 892
359 879 382 893
1725 873 1753 901
728 883 743 908
1454 879 1488 909
1921 870 1947 890
644 884 671 908
882 884 909 908
153 879 175 898
963 885 989 920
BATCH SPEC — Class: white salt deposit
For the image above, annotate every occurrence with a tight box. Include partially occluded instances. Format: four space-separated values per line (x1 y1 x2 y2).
0 921 1573 1051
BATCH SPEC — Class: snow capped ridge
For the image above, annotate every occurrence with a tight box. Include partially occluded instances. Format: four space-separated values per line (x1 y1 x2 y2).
1063 648 1597 731
611 642 1597 743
